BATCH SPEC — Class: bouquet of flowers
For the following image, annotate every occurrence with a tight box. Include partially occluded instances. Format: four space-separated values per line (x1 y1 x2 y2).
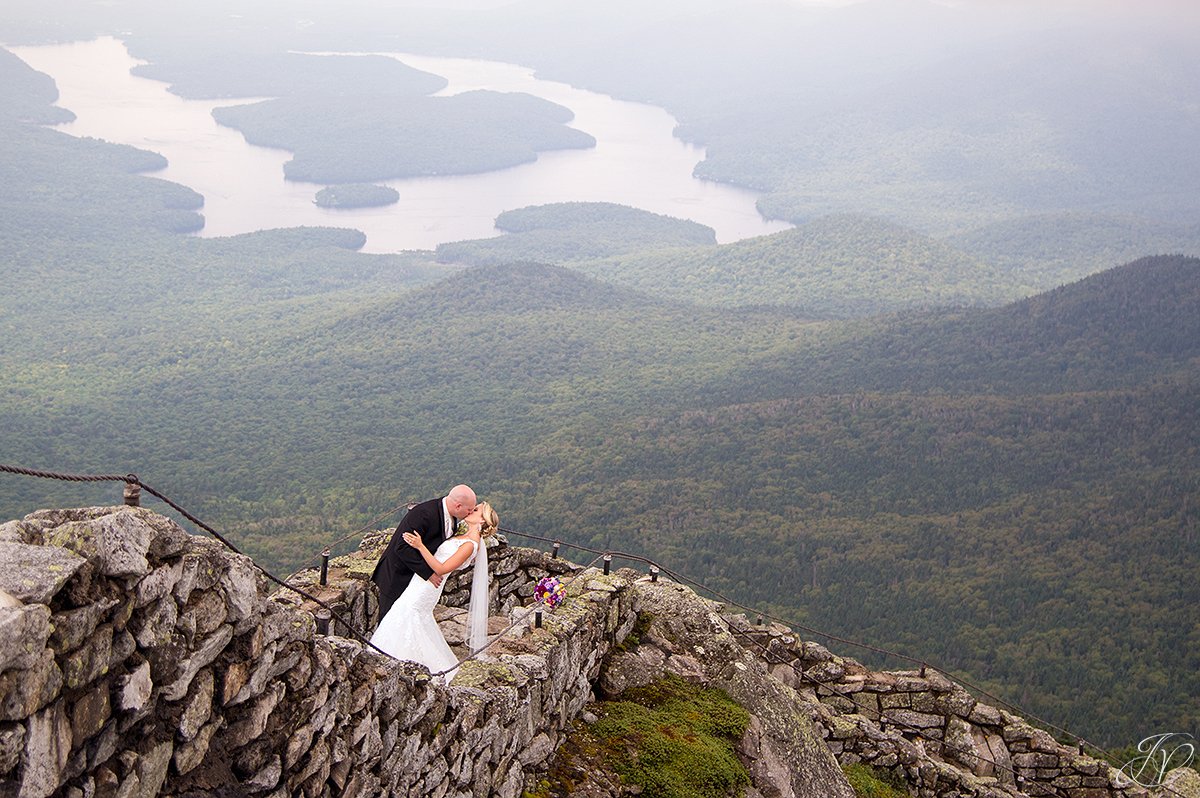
534 576 567 609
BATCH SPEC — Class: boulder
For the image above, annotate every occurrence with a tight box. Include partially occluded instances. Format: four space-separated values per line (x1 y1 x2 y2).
630 581 855 798
0 542 87 604
47 599 118 656
738 714 800 798
160 624 234 701
598 644 665 698
1158 768 1200 798
0 604 52 673
19 699 72 798
45 509 167 578
0 648 62 721
0 520 39 545
119 661 153 712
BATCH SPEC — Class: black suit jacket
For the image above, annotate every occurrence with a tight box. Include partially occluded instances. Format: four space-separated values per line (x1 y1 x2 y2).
371 498 449 622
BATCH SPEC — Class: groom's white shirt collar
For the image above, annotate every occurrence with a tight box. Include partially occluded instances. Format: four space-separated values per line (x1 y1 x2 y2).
441 497 453 540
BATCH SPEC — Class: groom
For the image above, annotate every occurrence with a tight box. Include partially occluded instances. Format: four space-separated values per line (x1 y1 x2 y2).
371 484 477 624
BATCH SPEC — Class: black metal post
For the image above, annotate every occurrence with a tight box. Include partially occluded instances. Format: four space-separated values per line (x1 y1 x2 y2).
319 548 331 586
603 554 612 575
756 615 764 627
649 565 659 582
535 609 543 629
316 609 331 636
551 541 561 559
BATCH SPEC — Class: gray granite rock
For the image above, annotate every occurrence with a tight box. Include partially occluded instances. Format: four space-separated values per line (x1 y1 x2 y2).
160 624 233 702
0 647 62 721
0 604 52 674
0 520 39 545
0 721 25 773
20 699 72 798
0 542 87 604
47 514 153 578
1158 768 1200 798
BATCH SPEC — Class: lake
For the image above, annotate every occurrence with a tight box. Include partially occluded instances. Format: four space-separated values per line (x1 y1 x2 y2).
10 37 791 253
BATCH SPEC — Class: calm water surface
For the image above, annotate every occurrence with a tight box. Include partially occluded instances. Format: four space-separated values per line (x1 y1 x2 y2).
11 37 790 252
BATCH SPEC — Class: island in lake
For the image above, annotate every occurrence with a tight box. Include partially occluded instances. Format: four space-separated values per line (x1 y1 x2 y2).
314 183 400 209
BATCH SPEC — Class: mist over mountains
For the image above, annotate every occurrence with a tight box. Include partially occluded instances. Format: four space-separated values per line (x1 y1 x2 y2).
1 0 1198 752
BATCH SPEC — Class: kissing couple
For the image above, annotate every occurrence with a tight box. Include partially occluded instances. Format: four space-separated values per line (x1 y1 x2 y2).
368 484 499 679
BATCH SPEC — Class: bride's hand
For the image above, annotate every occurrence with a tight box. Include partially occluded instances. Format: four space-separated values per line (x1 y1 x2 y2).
402 531 424 550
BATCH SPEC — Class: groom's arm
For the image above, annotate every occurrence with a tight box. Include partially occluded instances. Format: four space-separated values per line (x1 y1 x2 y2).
393 503 437 582
396 534 436 581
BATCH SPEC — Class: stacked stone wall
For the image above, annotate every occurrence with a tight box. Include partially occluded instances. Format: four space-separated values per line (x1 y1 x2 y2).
730 619 1154 798
0 506 639 798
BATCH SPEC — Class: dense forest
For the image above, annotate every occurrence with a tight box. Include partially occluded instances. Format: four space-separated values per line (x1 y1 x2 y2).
572 215 1018 317
435 202 717 267
2 0 1199 754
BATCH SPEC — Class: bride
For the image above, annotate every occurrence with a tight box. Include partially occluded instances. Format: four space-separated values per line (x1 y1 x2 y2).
370 501 499 679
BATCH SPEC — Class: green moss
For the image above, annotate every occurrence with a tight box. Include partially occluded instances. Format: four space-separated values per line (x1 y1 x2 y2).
589 674 751 798
842 763 910 798
450 659 518 689
613 611 655 655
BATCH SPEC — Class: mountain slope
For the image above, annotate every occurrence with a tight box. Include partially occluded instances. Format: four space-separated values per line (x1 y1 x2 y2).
714 254 1200 402
575 215 1019 317
946 212 1200 287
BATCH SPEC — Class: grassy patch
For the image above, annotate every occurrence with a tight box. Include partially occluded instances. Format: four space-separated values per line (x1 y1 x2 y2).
842 763 910 798
612 611 655 655
589 674 751 798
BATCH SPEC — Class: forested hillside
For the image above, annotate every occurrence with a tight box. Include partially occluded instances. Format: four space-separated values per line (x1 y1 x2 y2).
435 202 717 266
571 215 1017 316
212 89 595 183
946 212 1200 288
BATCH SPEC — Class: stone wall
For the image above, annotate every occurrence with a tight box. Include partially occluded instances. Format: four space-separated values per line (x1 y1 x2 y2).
0 506 638 798
272 528 578 651
729 619 1158 798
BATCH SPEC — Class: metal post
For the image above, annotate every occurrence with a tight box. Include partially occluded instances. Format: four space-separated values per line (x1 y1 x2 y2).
551 541 560 559
319 548 331 586
603 554 612 575
756 615 764 627
535 610 543 629
920 663 927 678
316 609 331 636
649 565 659 582
123 481 141 507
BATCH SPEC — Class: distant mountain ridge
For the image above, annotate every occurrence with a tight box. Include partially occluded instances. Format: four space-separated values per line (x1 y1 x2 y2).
718 254 1200 401
573 214 1019 316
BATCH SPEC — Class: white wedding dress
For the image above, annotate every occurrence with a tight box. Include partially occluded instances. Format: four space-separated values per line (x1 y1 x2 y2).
370 537 477 679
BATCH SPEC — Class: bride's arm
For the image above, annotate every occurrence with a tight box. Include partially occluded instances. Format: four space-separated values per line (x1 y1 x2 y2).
402 533 476 576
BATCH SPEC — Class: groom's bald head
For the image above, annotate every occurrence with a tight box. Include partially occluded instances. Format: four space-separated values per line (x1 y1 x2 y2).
446 484 477 519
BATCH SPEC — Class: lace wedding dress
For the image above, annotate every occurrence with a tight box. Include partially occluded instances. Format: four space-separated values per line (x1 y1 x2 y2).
370 536 477 679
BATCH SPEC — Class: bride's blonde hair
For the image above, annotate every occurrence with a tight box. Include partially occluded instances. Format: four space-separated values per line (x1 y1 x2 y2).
476 501 499 538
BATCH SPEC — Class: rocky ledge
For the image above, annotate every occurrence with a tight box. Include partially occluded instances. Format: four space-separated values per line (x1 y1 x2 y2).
0 505 1193 798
